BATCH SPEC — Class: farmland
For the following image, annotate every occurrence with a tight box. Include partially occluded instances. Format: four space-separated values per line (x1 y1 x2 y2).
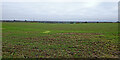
2 22 119 58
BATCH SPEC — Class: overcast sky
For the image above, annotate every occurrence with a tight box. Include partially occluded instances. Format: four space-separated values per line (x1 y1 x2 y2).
2 0 119 22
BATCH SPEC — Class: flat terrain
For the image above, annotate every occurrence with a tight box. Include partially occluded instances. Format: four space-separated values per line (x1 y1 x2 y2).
2 22 119 58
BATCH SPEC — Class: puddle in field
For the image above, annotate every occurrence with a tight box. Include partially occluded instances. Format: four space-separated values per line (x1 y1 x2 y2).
43 31 51 33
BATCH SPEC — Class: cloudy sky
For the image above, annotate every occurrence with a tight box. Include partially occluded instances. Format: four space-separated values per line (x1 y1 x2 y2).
2 0 119 22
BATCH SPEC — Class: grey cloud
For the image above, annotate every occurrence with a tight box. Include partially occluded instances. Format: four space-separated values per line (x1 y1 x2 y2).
2 2 118 21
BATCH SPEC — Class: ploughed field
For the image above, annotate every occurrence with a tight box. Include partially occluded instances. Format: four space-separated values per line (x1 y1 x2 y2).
2 22 119 58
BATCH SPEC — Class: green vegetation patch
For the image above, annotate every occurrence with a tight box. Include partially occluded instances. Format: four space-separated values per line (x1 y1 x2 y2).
2 22 119 58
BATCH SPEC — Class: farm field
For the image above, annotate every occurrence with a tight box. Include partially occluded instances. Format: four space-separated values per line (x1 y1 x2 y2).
2 22 119 58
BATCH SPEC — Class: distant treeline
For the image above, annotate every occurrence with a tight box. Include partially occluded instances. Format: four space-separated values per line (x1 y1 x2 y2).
0 20 119 23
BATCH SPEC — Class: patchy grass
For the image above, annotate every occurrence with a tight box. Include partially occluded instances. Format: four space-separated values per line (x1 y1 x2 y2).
2 22 119 58
43 31 51 33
